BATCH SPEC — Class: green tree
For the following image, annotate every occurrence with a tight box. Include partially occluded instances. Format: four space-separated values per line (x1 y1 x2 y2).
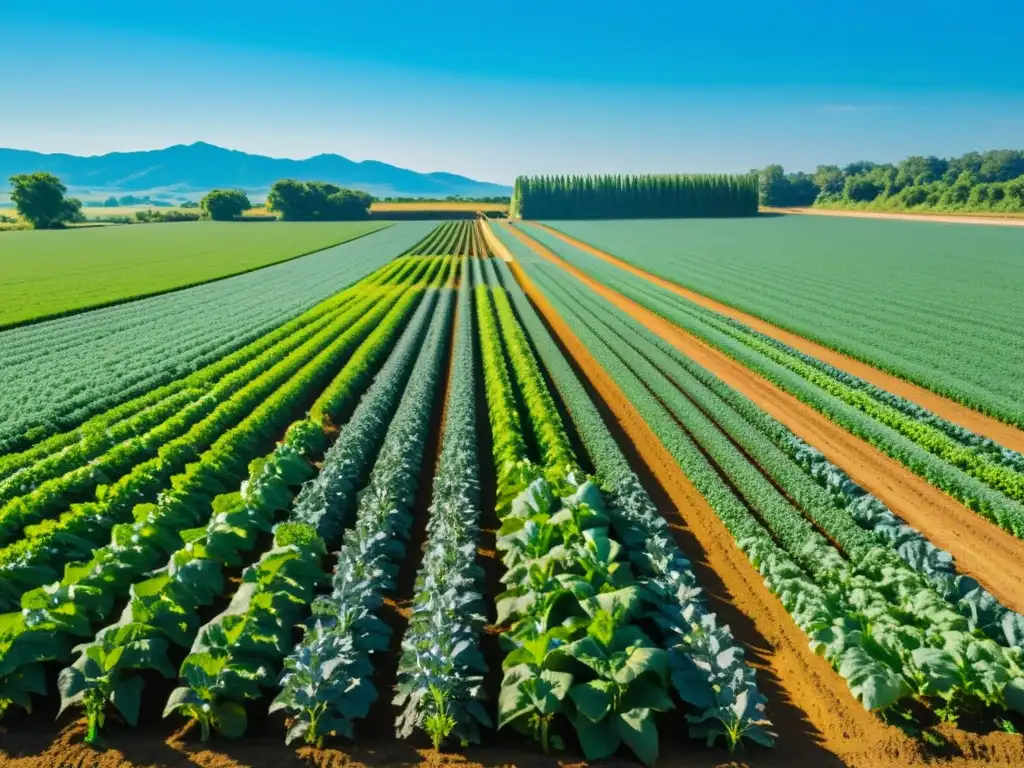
757 165 787 207
267 180 372 220
200 189 250 221
9 172 83 229
843 175 882 202
103 196 120 207
812 165 844 196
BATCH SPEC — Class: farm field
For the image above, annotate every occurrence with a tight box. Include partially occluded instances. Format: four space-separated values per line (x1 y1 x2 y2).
372 200 509 212
77 206 205 220
538 217 1024 429
1 218 1024 768
0 220 390 327
0 222 433 450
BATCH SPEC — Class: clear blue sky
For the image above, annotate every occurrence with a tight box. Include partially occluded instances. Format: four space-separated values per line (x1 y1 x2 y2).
4 0 1023 184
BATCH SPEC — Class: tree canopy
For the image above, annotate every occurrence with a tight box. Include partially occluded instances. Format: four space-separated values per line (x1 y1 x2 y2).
9 173 83 229
511 174 757 219
266 180 373 221
200 189 251 221
757 149 1024 212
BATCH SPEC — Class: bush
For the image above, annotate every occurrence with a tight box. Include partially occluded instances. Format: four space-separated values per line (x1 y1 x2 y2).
267 180 372 221
201 189 251 221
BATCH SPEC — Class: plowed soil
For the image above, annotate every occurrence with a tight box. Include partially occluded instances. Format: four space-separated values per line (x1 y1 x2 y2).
495 233 1024 768
502 223 1024 615
524 222 1024 454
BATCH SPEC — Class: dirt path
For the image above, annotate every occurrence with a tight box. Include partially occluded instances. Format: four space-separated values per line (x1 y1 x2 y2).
523 222 1024 454
503 224 1024 617
767 206 1024 227
501 254 1024 768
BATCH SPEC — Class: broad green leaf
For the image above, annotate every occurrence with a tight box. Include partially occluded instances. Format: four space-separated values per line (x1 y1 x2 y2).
570 710 621 760
112 676 144 726
214 699 248 738
568 680 613 723
615 707 659 767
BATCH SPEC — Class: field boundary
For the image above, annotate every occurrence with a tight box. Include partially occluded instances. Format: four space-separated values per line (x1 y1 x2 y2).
521 221 1024 452
0 222 394 333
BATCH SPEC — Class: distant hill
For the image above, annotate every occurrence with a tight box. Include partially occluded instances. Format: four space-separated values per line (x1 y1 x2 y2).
0 142 512 200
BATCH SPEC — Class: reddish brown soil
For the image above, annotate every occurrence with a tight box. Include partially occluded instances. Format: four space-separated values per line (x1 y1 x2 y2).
504 224 1024 616
767 206 1024 227
524 222 1024 454
498 246 1024 768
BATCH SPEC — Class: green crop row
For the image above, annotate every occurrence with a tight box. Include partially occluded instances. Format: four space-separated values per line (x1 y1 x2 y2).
269 276 454 745
0 266 435 721
394 259 492 747
509 225 1024 540
161 264 449 740
489 255 772 749
0 293 373 548
517 254 1024 727
475 264 772 763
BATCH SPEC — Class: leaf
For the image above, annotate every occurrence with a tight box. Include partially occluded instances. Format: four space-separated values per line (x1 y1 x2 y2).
568 680 613 723
56 666 86 714
615 647 668 687
163 686 202 717
910 647 962 696
622 678 674 712
112 676 144 726
615 707 659 767
570 710 622 760
214 699 248 738
838 647 905 711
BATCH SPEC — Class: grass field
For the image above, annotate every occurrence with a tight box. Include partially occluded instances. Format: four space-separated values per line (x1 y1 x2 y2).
371 200 509 212
541 216 1024 427
78 205 201 219
0 220 390 326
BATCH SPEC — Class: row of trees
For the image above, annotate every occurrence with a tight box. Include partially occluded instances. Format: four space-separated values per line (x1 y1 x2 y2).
4 174 381 228
511 174 758 219
757 149 1024 213
265 180 373 220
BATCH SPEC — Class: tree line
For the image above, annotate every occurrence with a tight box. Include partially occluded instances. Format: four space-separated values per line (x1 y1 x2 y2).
4 175 382 228
757 149 1024 213
511 174 758 219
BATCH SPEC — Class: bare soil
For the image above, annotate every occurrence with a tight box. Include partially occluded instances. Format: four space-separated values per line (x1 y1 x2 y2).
525 222 1024 454
499 240 1024 768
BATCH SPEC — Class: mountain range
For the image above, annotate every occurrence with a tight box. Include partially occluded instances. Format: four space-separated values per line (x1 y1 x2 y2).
0 142 512 201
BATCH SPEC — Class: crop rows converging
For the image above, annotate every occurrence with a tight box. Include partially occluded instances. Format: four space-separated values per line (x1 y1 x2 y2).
494 222 1024 736
536 217 1024 429
404 220 489 258
6 213 1022 765
0 215 792 765
511 224 1024 542
0 222 436 453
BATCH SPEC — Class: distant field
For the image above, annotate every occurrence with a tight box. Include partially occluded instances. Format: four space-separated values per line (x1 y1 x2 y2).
78 206 200 219
0 220 390 326
539 216 1024 427
371 200 509 212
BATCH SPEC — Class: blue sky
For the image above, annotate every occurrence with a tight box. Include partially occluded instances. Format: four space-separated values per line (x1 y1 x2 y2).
3 0 1023 183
